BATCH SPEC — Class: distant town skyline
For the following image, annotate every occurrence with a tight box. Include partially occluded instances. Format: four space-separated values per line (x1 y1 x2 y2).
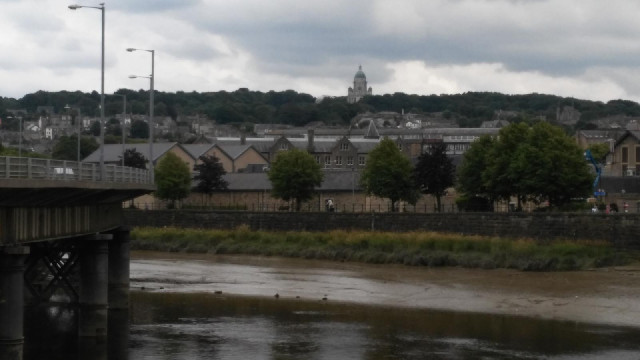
2 1 640 103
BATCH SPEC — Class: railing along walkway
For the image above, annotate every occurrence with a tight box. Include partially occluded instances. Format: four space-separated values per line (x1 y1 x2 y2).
0 156 152 184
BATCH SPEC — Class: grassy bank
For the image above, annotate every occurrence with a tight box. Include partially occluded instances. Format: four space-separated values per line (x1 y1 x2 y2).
130 226 628 271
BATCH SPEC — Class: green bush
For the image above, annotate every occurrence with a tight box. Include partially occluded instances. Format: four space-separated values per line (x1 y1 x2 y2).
130 227 630 271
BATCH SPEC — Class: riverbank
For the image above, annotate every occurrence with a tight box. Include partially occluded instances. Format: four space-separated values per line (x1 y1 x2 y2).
130 227 630 271
130 251 640 329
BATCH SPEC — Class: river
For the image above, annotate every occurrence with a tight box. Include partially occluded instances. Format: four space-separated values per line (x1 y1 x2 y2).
23 251 640 359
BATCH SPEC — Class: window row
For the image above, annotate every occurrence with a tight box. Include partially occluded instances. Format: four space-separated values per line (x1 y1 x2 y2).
315 155 365 166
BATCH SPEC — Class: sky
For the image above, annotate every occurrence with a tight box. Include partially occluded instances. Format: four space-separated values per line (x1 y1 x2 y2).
2 0 640 103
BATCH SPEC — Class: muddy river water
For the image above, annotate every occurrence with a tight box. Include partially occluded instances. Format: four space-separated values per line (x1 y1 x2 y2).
24 251 640 359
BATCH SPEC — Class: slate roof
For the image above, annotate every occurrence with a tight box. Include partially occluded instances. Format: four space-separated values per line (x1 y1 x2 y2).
181 144 215 159
319 170 362 191
365 119 380 138
211 138 275 153
207 136 382 155
288 138 335 152
201 170 363 192
577 129 623 141
350 140 380 153
422 128 500 137
83 142 183 163
267 128 368 138
217 144 259 160
614 130 640 147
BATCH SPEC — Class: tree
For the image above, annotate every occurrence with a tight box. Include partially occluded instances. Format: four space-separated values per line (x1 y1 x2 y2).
121 148 147 169
414 142 455 212
587 142 610 163
89 121 101 136
193 154 228 199
52 135 99 161
105 118 122 137
360 138 419 211
457 123 593 210
154 152 192 208
130 119 149 139
457 135 495 199
513 122 593 207
484 122 530 209
268 148 323 211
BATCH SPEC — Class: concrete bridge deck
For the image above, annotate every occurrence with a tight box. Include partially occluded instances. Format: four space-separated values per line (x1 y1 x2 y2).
0 156 155 245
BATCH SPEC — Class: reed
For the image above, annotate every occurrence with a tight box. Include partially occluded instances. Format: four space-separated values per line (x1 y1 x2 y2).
130 227 627 271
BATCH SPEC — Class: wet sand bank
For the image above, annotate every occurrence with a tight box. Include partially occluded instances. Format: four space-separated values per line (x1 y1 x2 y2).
130 251 640 328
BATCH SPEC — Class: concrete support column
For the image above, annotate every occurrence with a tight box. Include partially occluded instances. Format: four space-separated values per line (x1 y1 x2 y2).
107 309 129 360
108 227 130 310
0 246 29 360
78 234 111 338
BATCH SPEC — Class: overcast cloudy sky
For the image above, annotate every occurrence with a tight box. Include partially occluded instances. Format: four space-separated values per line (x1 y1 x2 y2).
2 0 640 103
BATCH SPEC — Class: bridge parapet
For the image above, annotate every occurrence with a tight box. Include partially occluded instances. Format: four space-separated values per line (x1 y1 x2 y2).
0 156 151 184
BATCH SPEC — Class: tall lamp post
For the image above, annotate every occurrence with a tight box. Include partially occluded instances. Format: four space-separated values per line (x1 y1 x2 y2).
112 94 127 166
127 47 154 182
68 2 105 180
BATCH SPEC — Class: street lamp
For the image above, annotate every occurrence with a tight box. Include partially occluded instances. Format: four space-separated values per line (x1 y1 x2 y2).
68 2 105 180
111 94 127 167
127 47 154 182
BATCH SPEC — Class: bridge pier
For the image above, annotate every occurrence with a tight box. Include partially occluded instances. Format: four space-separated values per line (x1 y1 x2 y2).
107 227 130 360
0 246 29 360
108 227 130 310
79 234 111 338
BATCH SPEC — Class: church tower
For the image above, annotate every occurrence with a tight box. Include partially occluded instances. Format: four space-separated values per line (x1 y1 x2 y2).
347 65 373 104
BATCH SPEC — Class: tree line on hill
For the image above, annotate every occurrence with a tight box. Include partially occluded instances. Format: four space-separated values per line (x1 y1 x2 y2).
2 89 640 133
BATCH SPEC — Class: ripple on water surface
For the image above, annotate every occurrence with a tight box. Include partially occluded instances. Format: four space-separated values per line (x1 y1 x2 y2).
126 291 640 360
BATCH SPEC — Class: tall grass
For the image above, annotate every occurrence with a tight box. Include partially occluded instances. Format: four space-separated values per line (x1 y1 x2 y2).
130 227 627 271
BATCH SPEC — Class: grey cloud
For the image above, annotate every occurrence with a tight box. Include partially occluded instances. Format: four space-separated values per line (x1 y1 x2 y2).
177 1 640 85
166 40 225 62
112 0 201 13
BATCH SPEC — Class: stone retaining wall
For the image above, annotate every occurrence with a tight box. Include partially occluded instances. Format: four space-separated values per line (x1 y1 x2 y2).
123 210 640 248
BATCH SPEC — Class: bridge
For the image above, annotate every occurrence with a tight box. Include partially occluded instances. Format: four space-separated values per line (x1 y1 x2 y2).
0 157 155 360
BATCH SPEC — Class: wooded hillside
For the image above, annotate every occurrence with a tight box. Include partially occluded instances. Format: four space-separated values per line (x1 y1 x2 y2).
2 89 639 133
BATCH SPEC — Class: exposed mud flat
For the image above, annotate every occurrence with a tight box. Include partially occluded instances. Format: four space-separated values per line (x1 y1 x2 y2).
130 251 640 328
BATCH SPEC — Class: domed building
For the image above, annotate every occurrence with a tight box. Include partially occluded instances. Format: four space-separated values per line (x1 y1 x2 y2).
347 65 373 104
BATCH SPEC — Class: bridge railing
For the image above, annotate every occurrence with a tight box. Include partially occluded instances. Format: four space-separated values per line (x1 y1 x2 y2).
0 157 152 184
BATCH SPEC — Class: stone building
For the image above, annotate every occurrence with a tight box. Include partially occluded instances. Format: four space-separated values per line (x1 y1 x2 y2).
347 65 372 104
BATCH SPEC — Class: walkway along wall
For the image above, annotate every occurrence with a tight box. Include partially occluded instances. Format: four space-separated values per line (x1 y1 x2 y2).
124 210 640 249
